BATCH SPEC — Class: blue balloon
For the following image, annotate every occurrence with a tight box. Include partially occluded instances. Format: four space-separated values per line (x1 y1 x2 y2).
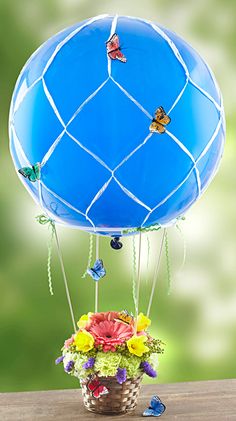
9 15 225 236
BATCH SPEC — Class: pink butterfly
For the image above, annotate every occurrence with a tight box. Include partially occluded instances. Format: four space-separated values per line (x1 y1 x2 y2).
87 377 109 399
106 33 127 62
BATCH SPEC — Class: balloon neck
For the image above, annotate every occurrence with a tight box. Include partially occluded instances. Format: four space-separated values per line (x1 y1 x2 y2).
110 237 123 250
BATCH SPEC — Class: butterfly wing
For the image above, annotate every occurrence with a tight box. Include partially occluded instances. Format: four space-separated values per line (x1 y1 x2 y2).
87 268 100 281
106 33 127 62
145 396 166 417
87 259 106 281
106 33 120 52
143 408 157 417
115 50 127 63
93 259 106 279
33 163 41 180
92 384 109 399
87 378 99 392
149 121 165 134
150 106 170 134
18 167 35 181
155 107 171 126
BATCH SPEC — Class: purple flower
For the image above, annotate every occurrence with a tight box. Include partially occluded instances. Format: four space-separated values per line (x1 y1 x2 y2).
65 360 74 373
55 356 64 365
82 357 95 370
140 361 157 378
116 367 127 384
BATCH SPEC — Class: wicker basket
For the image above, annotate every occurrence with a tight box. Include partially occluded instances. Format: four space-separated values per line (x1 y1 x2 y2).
81 375 143 415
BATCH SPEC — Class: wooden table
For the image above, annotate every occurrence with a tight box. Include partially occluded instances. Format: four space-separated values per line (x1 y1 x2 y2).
0 379 235 420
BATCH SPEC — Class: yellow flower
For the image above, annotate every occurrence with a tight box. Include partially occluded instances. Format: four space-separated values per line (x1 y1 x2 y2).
74 330 94 352
127 335 149 357
77 313 93 329
137 313 151 332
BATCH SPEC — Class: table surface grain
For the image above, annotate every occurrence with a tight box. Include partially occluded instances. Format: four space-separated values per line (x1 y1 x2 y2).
0 379 235 421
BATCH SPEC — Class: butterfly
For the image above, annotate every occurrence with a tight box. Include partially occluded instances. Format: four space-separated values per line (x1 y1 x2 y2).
87 377 109 399
106 33 127 63
143 395 166 417
87 259 106 281
149 106 171 134
18 163 41 182
117 310 134 325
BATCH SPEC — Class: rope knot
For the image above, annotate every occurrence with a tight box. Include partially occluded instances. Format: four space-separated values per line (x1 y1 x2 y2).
36 214 55 230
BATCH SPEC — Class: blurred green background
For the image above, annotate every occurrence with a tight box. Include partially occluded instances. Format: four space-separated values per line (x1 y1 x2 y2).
0 0 235 393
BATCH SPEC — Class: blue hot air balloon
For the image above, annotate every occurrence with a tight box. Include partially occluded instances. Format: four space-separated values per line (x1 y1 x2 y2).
9 14 225 237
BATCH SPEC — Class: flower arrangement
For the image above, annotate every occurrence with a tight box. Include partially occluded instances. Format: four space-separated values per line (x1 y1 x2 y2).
56 310 164 385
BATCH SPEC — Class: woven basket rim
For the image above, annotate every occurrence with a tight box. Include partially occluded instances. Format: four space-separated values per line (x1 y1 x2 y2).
80 374 143 382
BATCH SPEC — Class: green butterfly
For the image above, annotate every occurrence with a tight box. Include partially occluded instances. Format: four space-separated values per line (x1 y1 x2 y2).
18 163 41 182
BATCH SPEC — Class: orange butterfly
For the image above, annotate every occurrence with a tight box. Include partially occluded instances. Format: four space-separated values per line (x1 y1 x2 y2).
117 310 134 325
149 106 171 134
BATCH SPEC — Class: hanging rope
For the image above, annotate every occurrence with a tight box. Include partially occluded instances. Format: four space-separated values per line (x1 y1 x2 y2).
36 214 76 332
164 230 172 295
36 214 55 296
146 228 166 318
132 235 138 315
95 235 99 313
145 234 150 285
82 233 94 278
54 227 77 333
135 232 142 332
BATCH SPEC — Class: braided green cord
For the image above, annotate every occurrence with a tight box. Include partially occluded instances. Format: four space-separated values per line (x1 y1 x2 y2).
82 233 94 278
164 230 172 295
36 214 55 296
176 223 187 272
132 236 138 314
47 226 54 295
123 224 161 235
145 234 150 284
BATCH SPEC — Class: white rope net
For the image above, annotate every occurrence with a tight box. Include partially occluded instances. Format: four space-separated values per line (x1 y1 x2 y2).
10 15 224 233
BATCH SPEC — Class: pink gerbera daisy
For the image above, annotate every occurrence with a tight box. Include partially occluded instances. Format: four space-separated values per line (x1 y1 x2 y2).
88 319 134 352
89 311 120 327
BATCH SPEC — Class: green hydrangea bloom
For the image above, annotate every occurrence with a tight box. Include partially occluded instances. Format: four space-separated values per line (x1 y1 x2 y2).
94 352 121 377
120 354 142 378
73 354 89 379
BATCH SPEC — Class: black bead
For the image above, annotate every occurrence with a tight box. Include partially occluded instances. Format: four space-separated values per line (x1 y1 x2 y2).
110 237 123 250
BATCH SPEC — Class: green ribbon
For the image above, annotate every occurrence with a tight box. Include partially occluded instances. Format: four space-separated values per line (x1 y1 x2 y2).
36 214 55 296
123 224 161 235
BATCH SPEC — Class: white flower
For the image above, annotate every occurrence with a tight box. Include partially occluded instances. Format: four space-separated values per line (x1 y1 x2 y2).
63 351 78 370
148 353 159 371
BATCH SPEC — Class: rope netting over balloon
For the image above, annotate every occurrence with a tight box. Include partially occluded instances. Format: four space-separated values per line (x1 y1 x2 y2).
9 14 225 331
9 14 224 234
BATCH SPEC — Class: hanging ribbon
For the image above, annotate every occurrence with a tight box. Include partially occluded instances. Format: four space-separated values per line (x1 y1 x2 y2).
95 235 99 313
123 224 161 235
132 235 138 315
36 214 55 296
36 214 76 333
175 223 187 274
82 233 94 278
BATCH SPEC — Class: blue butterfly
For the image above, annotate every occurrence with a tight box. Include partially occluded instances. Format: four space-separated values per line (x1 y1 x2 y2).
87 259 106 281
143 396 166 417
